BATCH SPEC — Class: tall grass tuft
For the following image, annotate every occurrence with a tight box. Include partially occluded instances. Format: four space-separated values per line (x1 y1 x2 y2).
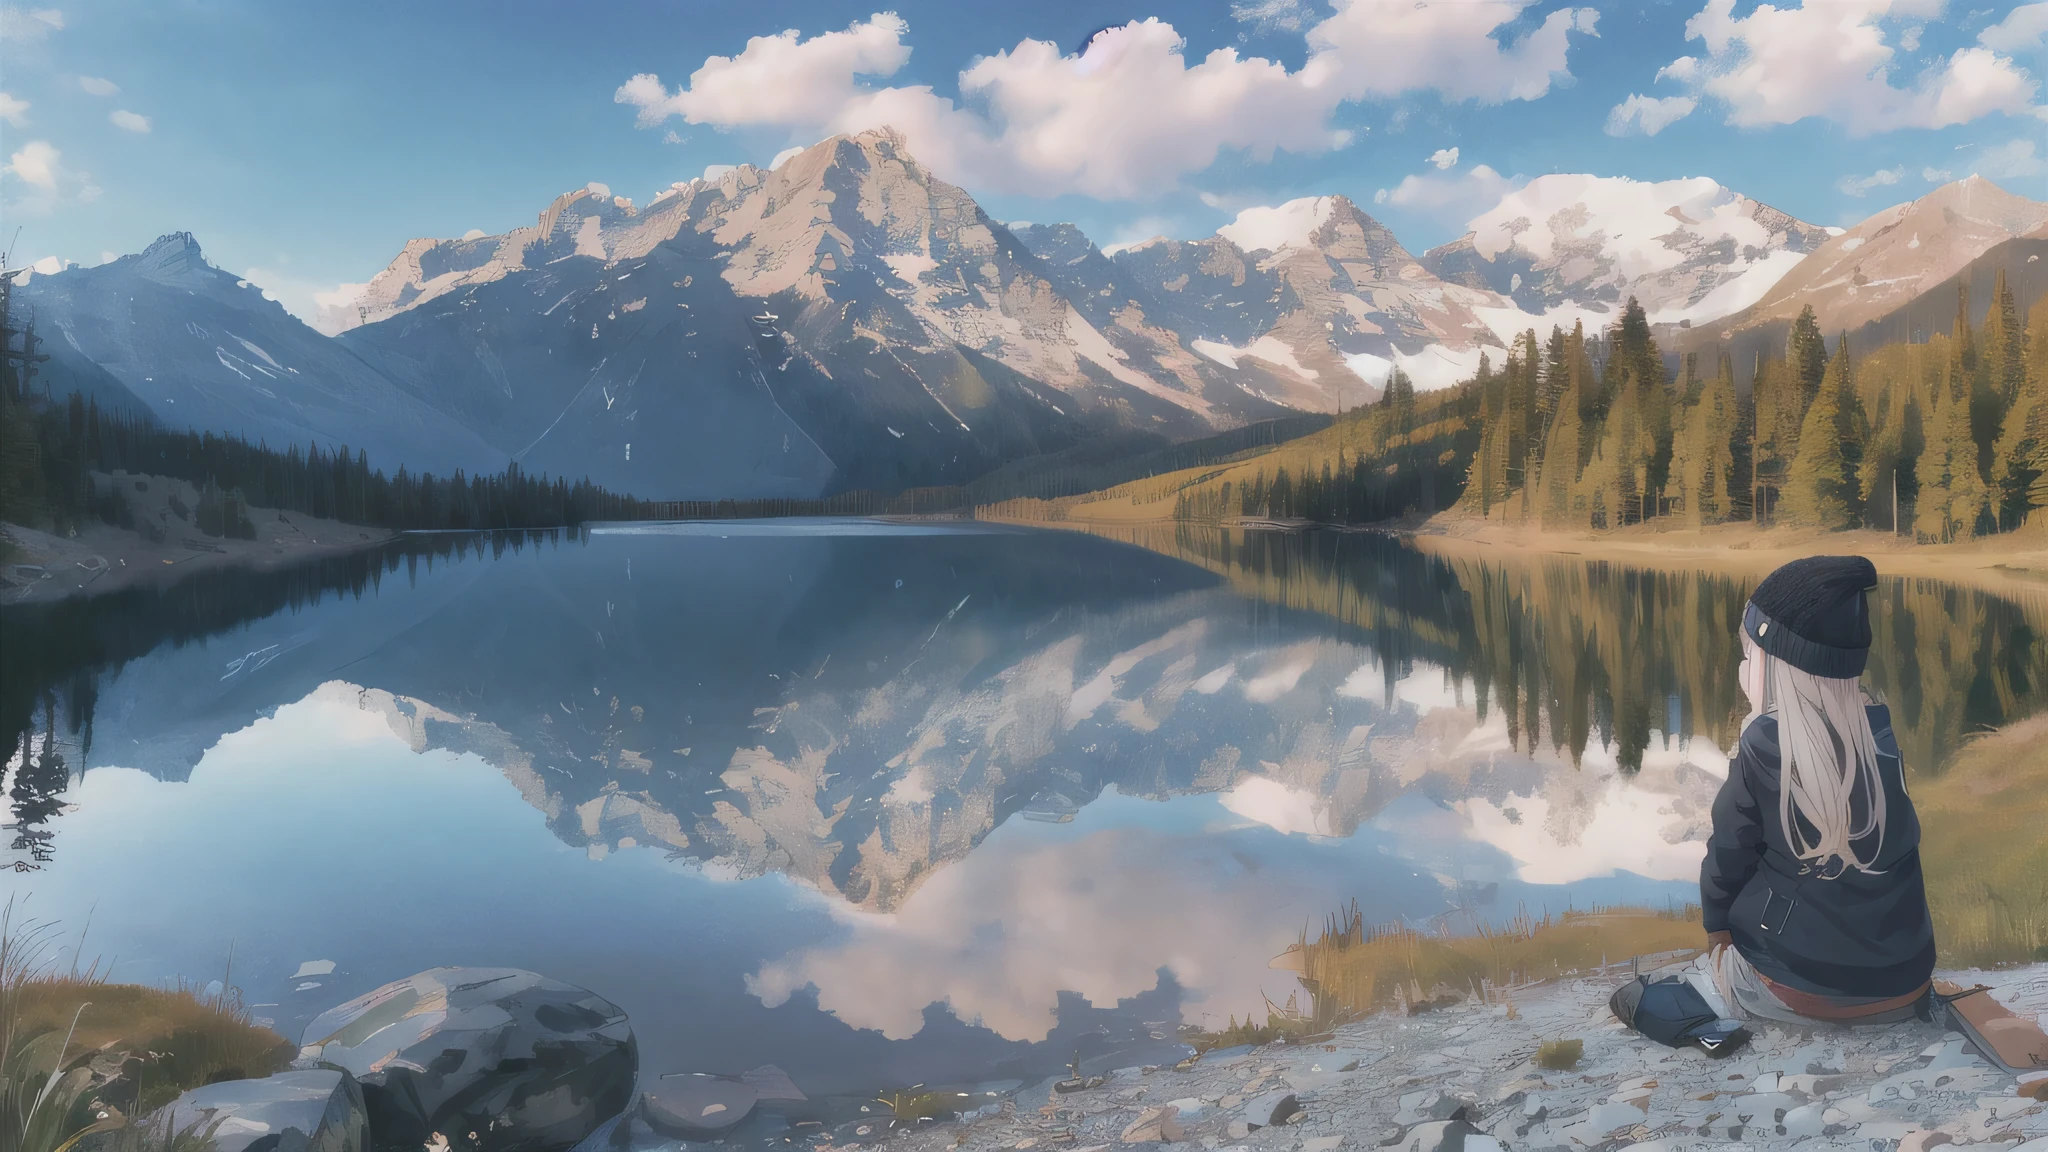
1288 901 1704 1018
0 898 120 1152
0 901 288 1151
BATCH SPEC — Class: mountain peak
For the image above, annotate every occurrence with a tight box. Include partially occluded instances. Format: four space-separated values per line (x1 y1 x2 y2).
134 231 210 282
1216 196 1339 255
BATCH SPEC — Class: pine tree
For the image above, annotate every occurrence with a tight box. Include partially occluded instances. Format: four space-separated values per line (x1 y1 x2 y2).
1916 385 1991 541
1783 335 1864 529
1984 268 2025 406
1789 305 1829 409
1680 352 1738 525
1540 376 1585 527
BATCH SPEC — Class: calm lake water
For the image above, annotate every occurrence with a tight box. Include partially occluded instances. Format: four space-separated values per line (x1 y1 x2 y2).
4 521 2045 1102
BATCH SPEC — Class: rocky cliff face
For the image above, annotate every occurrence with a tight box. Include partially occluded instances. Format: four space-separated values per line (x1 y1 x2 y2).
14 233 507 478
337 131 1312 498
1113 195 1521 398
1692 174 2048 339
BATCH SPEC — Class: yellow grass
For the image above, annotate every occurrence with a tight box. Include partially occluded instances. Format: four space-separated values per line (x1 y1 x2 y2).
1914 712 2048 967
14 975 294 1116
1286 904 1705 1019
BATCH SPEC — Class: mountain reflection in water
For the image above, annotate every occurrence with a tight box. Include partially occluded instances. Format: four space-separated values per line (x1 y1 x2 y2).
4 521 2043 1093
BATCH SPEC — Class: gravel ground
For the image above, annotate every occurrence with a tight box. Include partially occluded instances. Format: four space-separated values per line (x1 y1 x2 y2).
647 962 2048 1152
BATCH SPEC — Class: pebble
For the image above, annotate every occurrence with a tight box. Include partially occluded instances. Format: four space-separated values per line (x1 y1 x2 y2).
833 963 2048 1152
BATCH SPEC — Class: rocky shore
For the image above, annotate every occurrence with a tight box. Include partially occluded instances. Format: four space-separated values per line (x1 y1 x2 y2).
743 963 2048 1152
127 961 2047 1152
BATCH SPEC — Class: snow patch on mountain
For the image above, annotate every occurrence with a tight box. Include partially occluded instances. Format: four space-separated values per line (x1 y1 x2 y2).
1217 197 1335 255
1428 174 1831 327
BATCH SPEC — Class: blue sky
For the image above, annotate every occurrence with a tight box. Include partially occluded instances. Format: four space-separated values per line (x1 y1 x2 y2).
3 0 2045 327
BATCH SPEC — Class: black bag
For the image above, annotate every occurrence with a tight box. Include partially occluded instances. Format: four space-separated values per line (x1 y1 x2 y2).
1610 974 1752 1057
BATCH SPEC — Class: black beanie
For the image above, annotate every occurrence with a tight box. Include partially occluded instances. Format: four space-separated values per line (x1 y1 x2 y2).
1742 556 1879 678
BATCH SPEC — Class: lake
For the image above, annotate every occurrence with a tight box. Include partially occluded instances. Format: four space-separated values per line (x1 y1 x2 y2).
4 520 2045 1106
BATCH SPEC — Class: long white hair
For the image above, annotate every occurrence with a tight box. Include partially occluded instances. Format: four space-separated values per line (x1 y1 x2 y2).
1740 633 1888 875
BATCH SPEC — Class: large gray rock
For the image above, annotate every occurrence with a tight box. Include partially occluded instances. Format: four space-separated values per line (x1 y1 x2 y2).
298 967 636 1152
151 1069 366 1152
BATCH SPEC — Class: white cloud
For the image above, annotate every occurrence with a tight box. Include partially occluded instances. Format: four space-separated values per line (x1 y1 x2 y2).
78 75 119 97
6 139 59 190
1604 93 1696 136
1379 162 1522 228
1664 0 2037 136
617 5 1599 199
0 91 26 126
1922 166 1952 182
1837 165 1904 196
99 250 116 264
31 255 61 275
1979 3 2048 52
1429 146 1459 169
700 163 736 180
769 145 805 169
241 266 371 335
460 228 486 241
1972 138 2046 180
109 109 150 133
0 7 62 43
1303 0 1600 104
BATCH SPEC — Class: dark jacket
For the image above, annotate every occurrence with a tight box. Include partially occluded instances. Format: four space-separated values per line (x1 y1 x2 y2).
1699 702 1935 998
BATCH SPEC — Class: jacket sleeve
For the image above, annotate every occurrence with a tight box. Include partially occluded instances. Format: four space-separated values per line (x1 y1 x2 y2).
1700 736 1767 934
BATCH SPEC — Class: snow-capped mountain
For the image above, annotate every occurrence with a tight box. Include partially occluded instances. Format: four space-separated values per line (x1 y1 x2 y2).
1422 175 1834 331
13 234 507 477
1694 175 2048 339
337 130 1309 497
1110 195 1520 397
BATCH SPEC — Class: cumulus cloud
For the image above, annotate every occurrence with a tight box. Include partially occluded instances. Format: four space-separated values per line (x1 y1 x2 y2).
1837 166 1905 196
1604 93 1696 136
1660 0 2036 136
1978 3 2048 53
1376 162 1521 228
1922 166 1952 182
6 140 59 190
78 75 119 96
1303 0 1599 104
617 4 1599 199
0 91 25 126
109 109 150 133
1429 146 1459 169
241 266 372 335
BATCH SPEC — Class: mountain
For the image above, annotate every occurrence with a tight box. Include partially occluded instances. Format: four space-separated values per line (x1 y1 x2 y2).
336 131 1304 498
1108 195 1520 397
1422 174 1833 330
1688 175 2048 344
13 234 507 477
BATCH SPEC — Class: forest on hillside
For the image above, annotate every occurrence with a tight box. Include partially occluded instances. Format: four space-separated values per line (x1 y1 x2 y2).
1169 269 2048 541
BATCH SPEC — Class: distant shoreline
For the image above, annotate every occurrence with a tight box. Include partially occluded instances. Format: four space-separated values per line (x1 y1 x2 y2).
1 511 395 607
972 509 2048 597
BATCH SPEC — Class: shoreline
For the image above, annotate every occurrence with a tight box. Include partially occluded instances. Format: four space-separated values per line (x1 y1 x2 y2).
973 509 2048 599
1 474 398 606
823 961 2048 1152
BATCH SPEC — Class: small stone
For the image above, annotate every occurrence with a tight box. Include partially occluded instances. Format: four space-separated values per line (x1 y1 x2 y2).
1781 1103 1826 1138
1897 1131 1953 1152
1226 1121 1251 1140
1120 1105 1184 1143
1242 1092 1301 1129
641 1075 759 1137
